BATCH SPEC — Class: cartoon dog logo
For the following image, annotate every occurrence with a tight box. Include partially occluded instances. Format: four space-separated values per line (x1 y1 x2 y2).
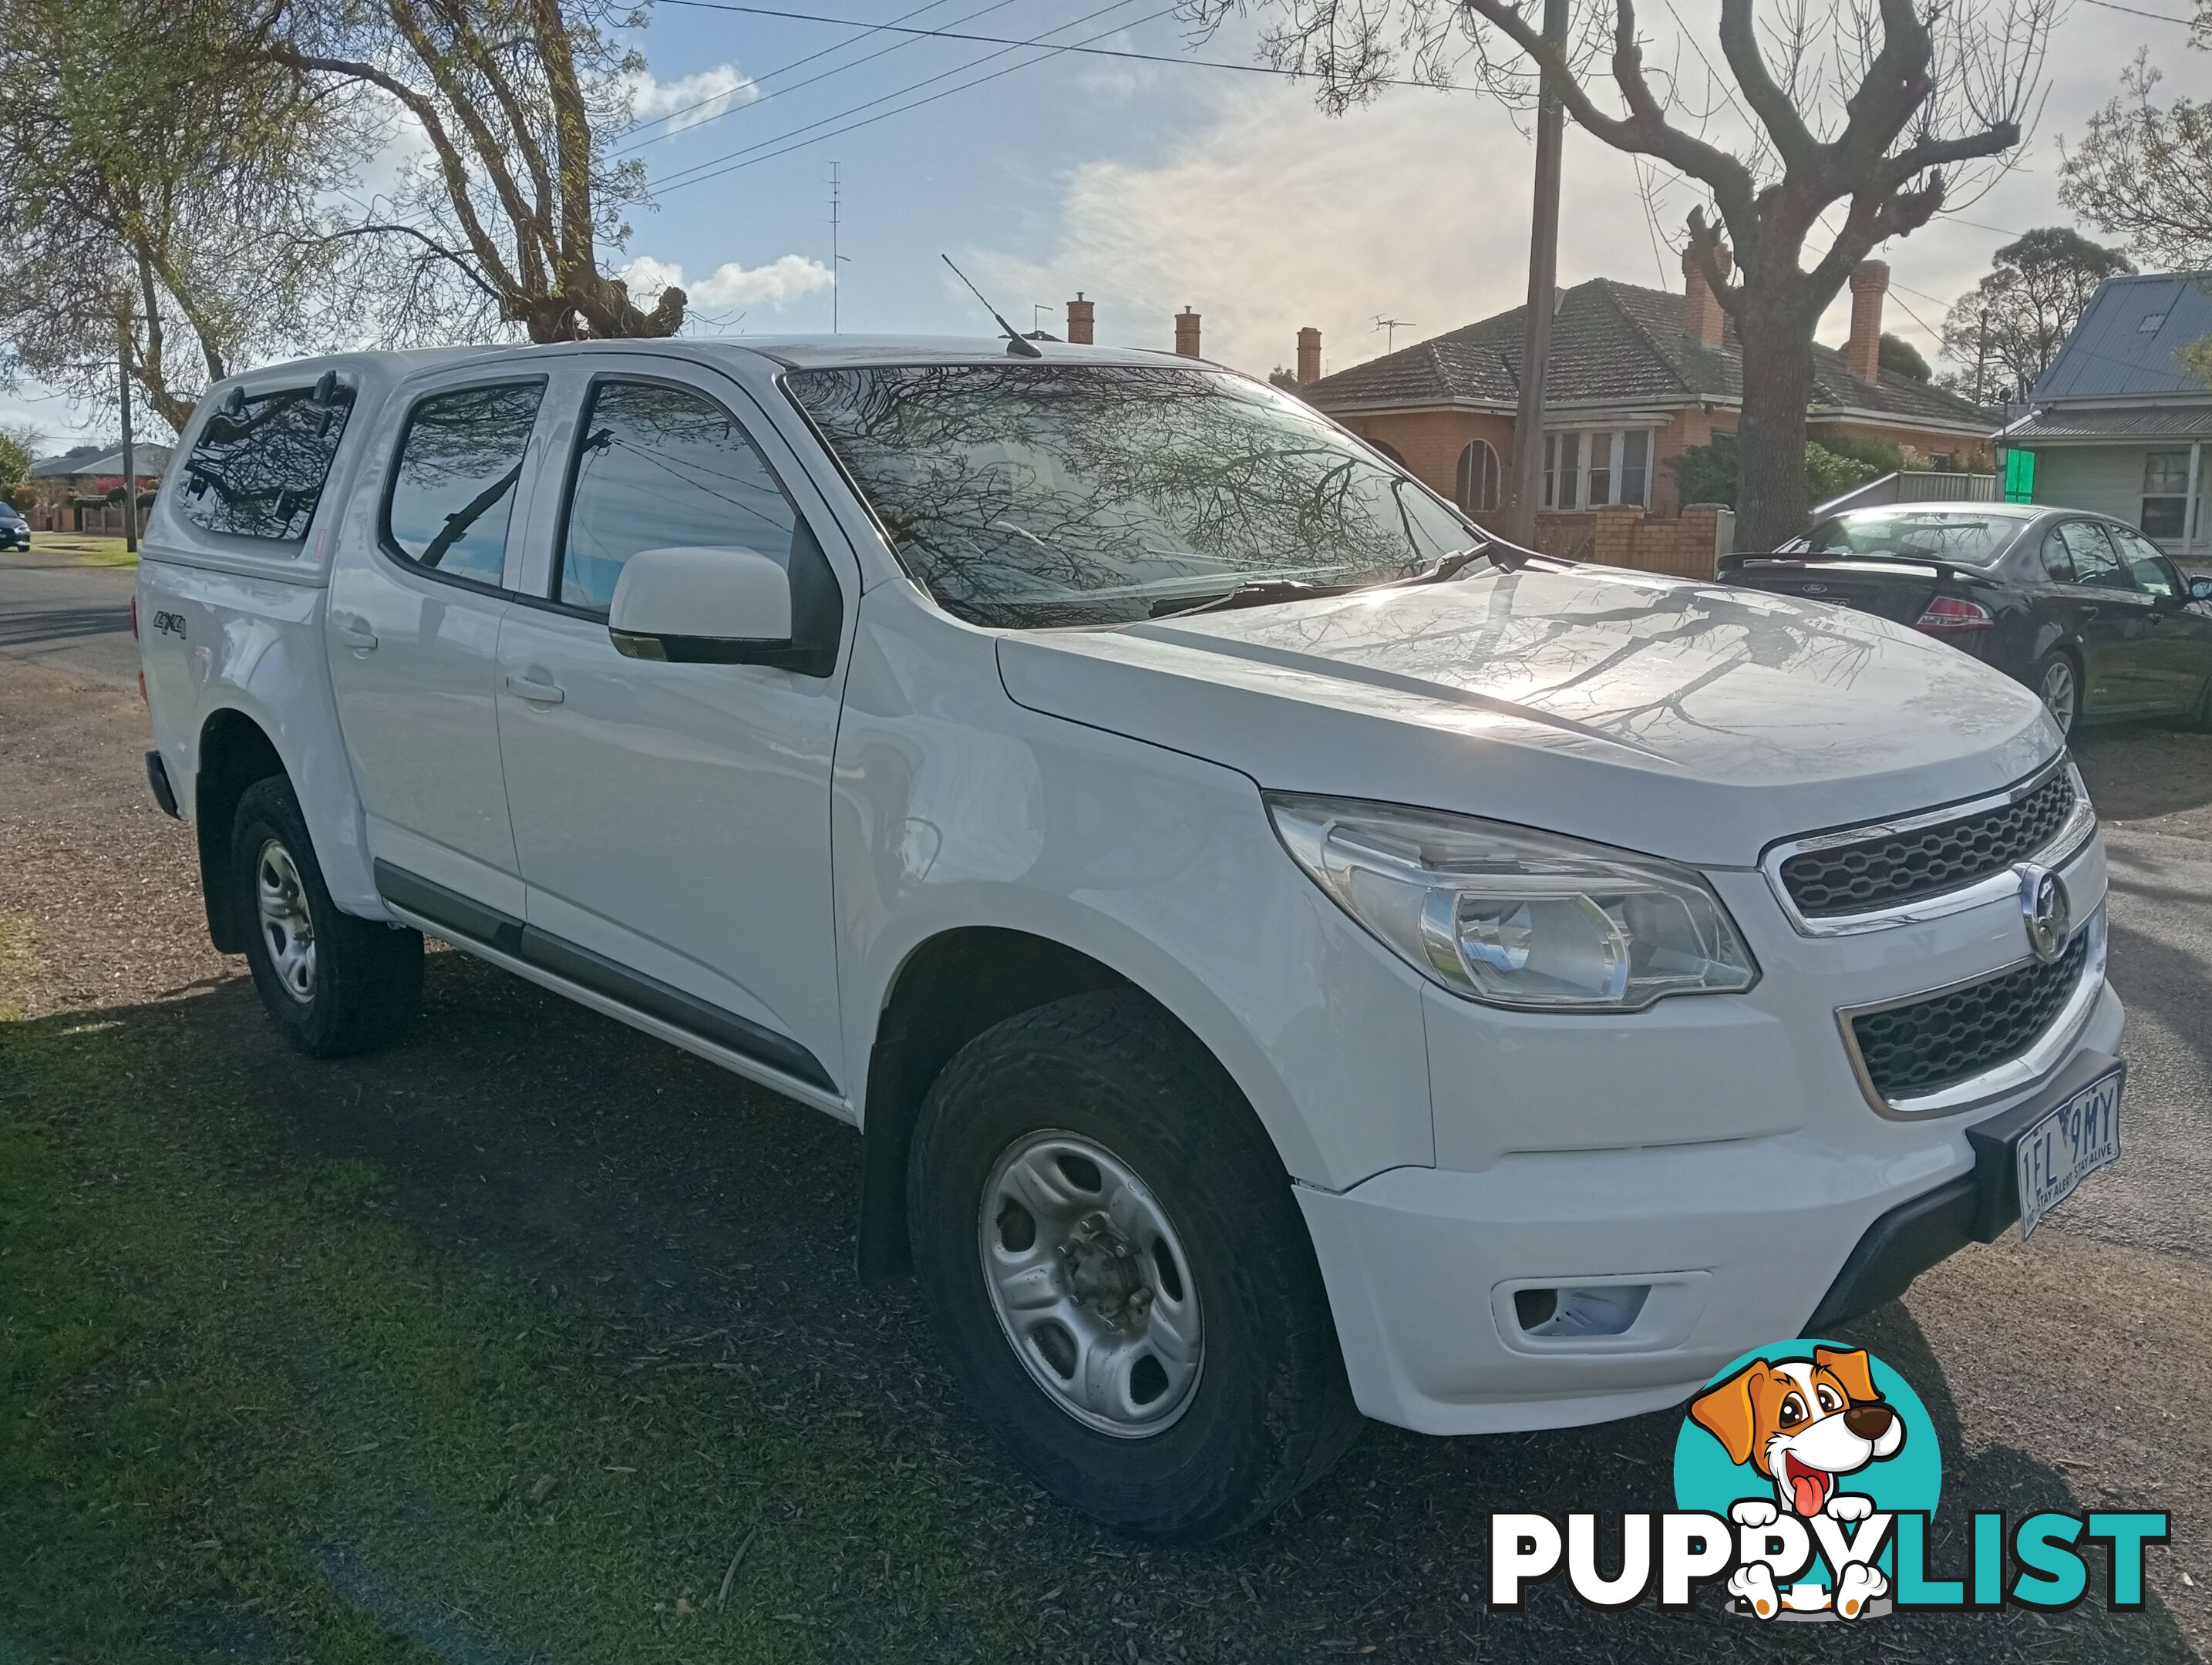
1689 1345 1905 1620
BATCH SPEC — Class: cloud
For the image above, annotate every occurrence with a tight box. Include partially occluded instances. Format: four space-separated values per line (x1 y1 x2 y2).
619 254 835 313
625 65 756 136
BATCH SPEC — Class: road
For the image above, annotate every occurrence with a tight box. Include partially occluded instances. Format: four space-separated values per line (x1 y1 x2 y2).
0 543 139 690
1 543 2206 1660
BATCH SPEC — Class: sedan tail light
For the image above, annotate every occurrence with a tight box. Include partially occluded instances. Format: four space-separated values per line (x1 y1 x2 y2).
1914 594 1995 633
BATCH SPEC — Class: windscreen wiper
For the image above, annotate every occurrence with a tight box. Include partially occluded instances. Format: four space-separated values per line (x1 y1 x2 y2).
1147 578 1358 620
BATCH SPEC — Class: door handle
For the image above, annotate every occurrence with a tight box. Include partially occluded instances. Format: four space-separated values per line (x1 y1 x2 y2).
2079 604 2099 620
505 671 564 705
332 613 378 650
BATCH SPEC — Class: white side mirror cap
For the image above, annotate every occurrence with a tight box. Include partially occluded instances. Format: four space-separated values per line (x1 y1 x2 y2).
608 545 793 644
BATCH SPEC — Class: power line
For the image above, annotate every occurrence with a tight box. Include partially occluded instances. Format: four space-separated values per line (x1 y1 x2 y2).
2077 0 2195 22
617 0 1032 156
657 0 1463 91
647 0 1174 194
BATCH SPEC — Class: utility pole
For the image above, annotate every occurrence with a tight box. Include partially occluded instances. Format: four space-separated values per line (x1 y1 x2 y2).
118 307 138 555
828 161 843 334
1972 306 1989 409
1503 0 1567 544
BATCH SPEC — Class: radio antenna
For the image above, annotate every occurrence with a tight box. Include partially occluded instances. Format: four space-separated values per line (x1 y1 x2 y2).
941 254 1042 358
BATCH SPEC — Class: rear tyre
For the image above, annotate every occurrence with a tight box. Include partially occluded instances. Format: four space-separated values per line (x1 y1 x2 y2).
2032 652 2079 738
907 991 1360 1542
231 775 423 1058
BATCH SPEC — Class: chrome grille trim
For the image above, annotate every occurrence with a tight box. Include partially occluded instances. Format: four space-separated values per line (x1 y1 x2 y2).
1761 755 2096 937
1836 906 2108 1118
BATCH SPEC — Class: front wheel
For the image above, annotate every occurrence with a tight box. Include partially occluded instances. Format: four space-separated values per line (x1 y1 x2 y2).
2032 652 2079 738
907 991 1359 1542
231 775 423 1058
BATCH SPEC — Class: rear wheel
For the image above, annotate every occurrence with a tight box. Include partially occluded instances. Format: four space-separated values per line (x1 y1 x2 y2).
232 775 423 1057
2033 652 2079 738
907 991 1359 1542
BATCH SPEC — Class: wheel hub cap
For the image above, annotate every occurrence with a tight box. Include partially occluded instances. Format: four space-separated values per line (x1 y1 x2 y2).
254 839 317 1003
978 1131 1203 1438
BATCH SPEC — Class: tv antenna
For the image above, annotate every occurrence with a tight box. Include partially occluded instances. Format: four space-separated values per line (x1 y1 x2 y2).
1373 314 1413 352
941 254 1042 357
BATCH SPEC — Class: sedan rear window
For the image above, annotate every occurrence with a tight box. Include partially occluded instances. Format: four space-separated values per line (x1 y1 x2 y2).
1801 510 2018 567
786 363 1474 627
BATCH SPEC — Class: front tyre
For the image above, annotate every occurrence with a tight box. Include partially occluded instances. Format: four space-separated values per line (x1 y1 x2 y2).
231 775 423 1058
907 991 1359 1542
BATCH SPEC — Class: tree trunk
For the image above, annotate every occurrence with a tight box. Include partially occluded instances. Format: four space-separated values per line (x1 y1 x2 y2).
1732 294 1815 551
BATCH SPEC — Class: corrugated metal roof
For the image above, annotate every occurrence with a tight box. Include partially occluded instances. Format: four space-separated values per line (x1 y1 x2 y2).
2031 272 2212 401
1301 277 1994 431
2005 405 2212 441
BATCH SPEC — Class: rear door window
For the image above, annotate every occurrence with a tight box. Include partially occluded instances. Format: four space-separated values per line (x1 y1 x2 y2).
178 379 354 541
382 382 544 588
2108 525 2180 597
554 380 805 614
2051 521 2135 590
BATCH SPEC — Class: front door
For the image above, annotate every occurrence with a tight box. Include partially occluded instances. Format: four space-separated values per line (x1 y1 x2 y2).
2108 526 2212 713
494 362 853 1092
327 375 548 910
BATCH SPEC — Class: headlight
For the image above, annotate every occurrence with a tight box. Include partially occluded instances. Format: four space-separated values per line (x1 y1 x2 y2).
1266 794 1758 1011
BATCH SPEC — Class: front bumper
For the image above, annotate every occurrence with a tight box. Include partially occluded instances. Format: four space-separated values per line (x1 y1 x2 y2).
1298 979 2123 1437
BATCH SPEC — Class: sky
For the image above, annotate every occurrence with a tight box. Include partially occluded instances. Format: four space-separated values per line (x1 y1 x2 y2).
7 0 2206 449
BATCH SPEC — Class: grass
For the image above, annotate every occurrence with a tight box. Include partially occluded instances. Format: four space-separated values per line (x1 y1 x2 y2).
0 913 1040 1663
30 532 138 567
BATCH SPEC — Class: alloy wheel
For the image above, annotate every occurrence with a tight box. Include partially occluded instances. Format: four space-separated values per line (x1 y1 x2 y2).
2040 658 2077 736
255 838 318 1003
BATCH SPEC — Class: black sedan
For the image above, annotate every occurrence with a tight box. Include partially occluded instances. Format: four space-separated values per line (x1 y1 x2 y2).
0 503 27 551
1721 503 2212 738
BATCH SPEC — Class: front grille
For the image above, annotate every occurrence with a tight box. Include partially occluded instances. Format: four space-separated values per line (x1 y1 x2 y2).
1850 929 2089 1100
1779 771 2076 919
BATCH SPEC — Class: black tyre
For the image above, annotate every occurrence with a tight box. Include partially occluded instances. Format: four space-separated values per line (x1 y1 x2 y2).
2032 651 2080 738
907 990 1359 1542
231 775 423 1058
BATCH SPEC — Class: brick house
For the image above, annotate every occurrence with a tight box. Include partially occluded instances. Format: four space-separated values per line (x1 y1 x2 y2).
1288 256 1995 567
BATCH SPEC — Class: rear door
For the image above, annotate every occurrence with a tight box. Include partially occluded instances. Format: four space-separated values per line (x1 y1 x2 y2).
493 356 857 1093
326 372 548 911
2035 519 2153 715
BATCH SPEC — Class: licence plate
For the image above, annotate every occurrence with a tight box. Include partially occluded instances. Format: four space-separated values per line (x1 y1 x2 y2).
2016 1069 2123 1240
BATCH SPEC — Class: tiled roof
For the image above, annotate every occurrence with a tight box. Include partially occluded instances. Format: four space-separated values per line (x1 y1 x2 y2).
1301 278 1994 432
29 443 173 479
2003 404 2212 441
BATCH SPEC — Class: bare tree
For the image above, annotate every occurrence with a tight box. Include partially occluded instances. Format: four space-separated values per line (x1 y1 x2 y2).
264 0 685 345
0 0 363 433
2059 55 2212 274
1191 0 2057 547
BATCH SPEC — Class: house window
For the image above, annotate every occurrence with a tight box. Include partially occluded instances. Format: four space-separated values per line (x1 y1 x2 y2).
2143 452 2191 540
1543 429 1651 510
1456 439 1501 513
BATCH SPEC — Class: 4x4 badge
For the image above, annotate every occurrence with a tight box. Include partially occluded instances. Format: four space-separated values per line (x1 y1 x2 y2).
2015 863 2070 964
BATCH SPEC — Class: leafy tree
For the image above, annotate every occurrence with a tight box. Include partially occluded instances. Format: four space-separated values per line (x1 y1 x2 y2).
1878 333 1931 383
0 0 362 433
1190 0 2056 550
0 423 39 509
264 0 685 345
1937 227 2135 402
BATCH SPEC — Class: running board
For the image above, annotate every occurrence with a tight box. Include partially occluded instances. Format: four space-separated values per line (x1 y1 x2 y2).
372 859 841 1103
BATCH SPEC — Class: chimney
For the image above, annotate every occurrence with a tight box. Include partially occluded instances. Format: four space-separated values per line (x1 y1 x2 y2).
1682 247 1731 347
1066 293 1094 345
1296 326 1321 384
1175 308 1201 358
1847 260 1888 382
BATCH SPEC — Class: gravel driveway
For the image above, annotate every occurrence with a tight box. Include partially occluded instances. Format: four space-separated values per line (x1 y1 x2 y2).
2 548 2205 1660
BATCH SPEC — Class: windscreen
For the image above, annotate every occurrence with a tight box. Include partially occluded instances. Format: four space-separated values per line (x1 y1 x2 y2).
1800 509 2019 567
786 363 1476 627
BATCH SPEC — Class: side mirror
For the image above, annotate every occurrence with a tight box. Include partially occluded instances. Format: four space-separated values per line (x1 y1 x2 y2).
608 545 820 670
2191 577 2212 602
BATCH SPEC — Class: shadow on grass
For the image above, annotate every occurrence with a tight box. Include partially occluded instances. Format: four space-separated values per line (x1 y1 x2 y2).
1 954 2194 1663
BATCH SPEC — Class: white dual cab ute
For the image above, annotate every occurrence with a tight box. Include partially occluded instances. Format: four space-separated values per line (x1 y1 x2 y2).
138 336 2124 1541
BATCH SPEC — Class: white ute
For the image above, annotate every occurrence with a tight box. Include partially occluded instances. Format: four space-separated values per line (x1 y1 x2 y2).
137 337 2125 1540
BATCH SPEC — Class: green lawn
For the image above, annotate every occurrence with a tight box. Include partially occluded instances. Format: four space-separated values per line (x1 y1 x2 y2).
31 532 137 567
0 913 1038 1663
